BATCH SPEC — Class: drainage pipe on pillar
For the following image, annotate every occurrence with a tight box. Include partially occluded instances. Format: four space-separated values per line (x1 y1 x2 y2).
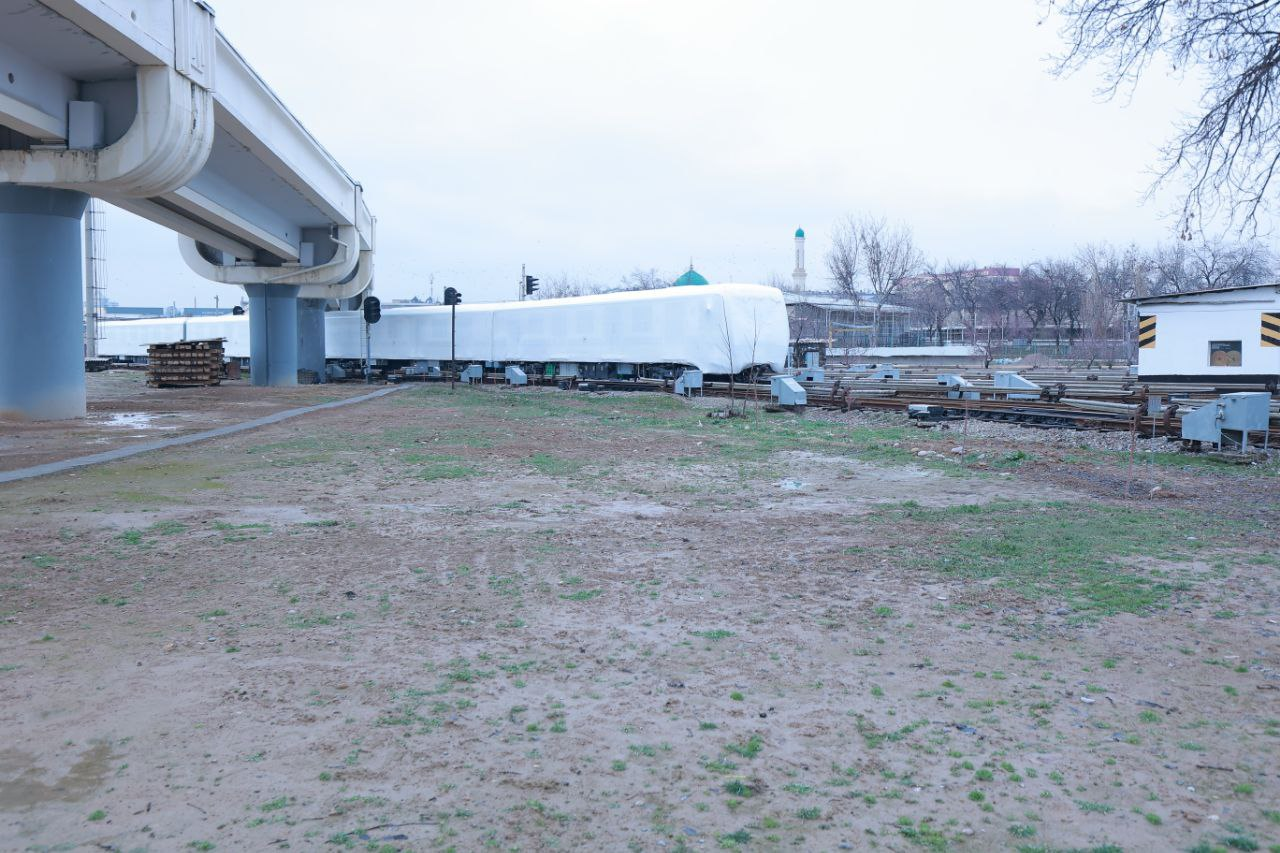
297 298 327 383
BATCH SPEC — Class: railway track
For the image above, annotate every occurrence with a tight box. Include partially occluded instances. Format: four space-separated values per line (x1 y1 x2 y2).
573 371 1277 443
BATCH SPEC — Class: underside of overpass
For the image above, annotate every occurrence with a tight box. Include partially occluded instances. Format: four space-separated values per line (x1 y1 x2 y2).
0 0 375 418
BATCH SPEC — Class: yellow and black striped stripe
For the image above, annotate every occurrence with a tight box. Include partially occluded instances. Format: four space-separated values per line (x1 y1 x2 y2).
1263 312 1280 347
1138 315 1157 349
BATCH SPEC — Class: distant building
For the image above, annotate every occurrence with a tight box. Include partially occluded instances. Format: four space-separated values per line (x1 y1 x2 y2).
103 305 235 320
780 290 912 352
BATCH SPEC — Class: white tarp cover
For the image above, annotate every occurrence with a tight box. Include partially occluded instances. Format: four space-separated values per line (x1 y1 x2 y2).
95 316 251 358
99 283 790 373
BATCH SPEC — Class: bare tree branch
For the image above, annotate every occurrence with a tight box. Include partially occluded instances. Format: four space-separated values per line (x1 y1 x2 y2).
1049 0 1280 234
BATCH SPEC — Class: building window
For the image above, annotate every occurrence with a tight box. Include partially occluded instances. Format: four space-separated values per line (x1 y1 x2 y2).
1208 340 1242 367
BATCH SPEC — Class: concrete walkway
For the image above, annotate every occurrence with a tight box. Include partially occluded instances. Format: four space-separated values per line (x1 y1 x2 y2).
0 385 404 485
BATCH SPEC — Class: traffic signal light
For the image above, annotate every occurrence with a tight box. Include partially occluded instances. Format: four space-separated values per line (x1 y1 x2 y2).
524 275 539 296
362 295 381 324
444 287 462 306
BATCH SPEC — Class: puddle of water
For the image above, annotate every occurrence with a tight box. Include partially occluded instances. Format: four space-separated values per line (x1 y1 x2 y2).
776 478 808 491
0 742 115 810
100 412 177 431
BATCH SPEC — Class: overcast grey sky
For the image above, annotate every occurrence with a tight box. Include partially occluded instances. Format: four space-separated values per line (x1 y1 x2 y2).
104 0 1223 307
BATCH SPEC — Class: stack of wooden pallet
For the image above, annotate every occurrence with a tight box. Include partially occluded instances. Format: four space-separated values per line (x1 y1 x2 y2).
146 339 225 388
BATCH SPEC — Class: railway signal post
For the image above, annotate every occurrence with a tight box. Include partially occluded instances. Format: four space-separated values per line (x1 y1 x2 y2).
444 287 462 389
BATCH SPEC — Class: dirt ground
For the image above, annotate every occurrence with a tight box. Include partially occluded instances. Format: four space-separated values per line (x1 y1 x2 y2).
1 384 1277 853
0 371 375 472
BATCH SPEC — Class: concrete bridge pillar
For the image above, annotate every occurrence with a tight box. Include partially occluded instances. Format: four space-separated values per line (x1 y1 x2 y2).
0 186 90 420
296 297 327 382
244 283 301 386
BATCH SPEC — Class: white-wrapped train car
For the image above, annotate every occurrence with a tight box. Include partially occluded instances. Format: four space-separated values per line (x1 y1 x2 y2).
99 283 789 374
96 315 252 358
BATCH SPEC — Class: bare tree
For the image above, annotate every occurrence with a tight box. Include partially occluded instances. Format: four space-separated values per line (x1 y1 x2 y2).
901 276 952 345
1149 242 1196 295
621 268 670 291
1050 0 1280 233
857 216 924 345
976 265 1020 348
824 216 861 299
717 301 739 414
1018 268 1052 342
1026 259 1086 349
1149 238 1275 292
535 274 604 299
763 271 790 290
932 263 985 347
1186 240 1275 289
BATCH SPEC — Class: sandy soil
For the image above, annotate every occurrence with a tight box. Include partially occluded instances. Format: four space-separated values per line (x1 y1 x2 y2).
0 385 1277 852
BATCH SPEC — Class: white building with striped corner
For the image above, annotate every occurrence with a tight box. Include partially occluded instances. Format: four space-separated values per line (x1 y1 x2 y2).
1128 283 1280 384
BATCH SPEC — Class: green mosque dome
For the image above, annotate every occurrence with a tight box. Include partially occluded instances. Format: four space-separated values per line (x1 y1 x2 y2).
795 227 805 238
672 267 709 287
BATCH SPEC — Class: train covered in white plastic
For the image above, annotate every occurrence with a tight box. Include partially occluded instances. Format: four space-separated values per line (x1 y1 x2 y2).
98 283 790 375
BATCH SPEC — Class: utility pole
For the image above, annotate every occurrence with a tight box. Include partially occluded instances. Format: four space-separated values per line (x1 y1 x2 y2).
520 263 525 302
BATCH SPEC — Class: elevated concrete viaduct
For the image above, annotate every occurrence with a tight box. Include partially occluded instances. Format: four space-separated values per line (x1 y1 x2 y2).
0 0 375 418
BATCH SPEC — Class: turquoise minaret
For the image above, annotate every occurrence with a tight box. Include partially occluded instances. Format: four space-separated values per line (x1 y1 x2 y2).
792 227 807 291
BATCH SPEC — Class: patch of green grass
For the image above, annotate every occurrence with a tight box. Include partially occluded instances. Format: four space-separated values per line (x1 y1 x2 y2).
212 521 269 532
87 809 106 821
693 629 734 641
527 452 586 477
796 806 822 820
259 796 290 812
558 589 602 602
412 458 482 481
865 499 1252 615
148 520 187 536
286 611 352 629
724 735 763 759
898 816 950 851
